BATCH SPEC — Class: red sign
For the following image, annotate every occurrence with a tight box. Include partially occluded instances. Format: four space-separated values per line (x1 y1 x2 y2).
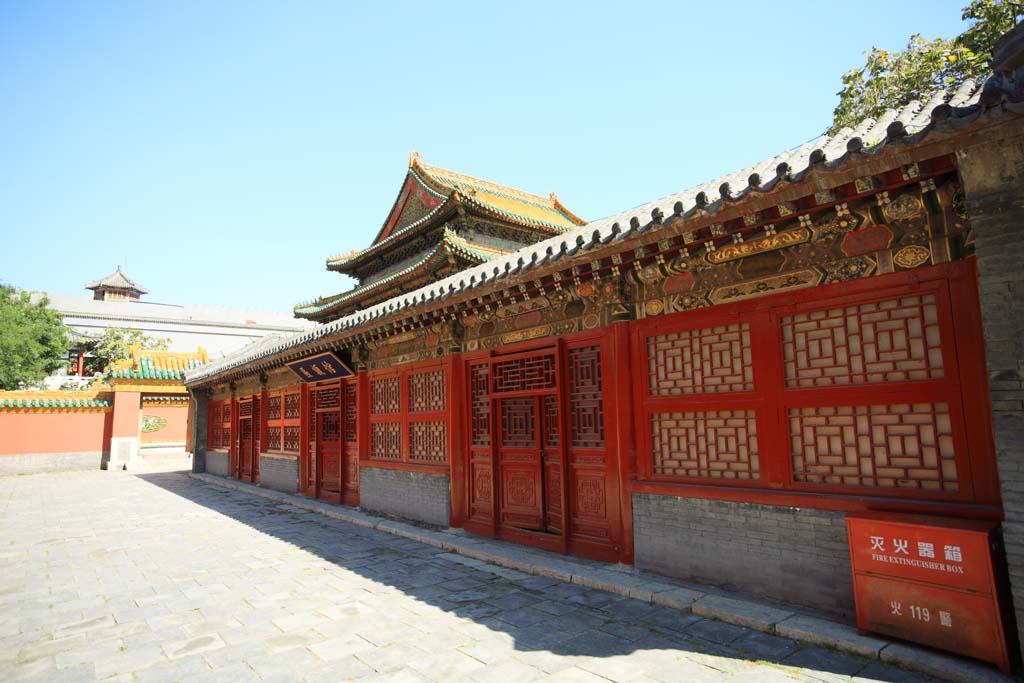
846 512 1011 673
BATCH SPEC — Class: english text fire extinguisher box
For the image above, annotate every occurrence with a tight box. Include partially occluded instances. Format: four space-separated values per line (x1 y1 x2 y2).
846 511 1014 674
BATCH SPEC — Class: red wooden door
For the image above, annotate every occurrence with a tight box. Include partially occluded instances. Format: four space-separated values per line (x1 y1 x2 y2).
498 396 545 531
314 382 342 504
341 380 359 507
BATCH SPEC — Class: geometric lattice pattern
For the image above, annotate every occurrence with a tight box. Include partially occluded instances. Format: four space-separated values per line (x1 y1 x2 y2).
266 395 282 421
283 425 300 452
409 421 447 463
543 394 559 449
409 369 446 412
648 323 753 395
650 410 760 480
370 422 402 459
493 354 556 394
314 387 340 410
319 411 340 443
344 383 357 443
371 377 400 414
501 397 536 448
790 402 958 491
782 294 945 388
470 363 490 447
266 427 282 452
569 346 604 448
284 392 301 419
220 404 231 424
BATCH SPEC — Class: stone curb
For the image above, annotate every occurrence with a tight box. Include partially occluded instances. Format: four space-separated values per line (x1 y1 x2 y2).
188 472 1015 683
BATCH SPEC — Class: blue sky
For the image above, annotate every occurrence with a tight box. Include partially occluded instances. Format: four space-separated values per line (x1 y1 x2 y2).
1 1 972 314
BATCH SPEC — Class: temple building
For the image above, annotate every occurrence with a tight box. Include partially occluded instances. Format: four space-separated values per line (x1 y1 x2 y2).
184 26 1024 670
294 152 586 322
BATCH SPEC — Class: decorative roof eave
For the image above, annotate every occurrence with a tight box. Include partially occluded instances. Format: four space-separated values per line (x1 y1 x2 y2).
367 161 449 246
296 232 491 320
187 79 1019 387
326 190 462 273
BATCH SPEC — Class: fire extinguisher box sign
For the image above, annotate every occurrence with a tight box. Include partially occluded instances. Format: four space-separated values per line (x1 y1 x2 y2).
846 511 1014 674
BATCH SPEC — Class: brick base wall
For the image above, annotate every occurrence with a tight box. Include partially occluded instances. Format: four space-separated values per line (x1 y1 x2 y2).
0 451 106 476
206 450 230 478
359 466 450 527
259 454 298 494
632 493 854 616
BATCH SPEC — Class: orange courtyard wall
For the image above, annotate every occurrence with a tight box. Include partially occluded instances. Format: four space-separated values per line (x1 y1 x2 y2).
141 405 189 443
0 410 113 456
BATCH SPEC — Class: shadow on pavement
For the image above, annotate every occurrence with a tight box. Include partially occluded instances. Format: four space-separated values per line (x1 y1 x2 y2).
136 471 928 682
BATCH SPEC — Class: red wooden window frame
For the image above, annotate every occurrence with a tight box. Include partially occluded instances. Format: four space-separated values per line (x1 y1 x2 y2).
207 399 231 450
264 388 301 454
631 261 999 509
365 359 450 470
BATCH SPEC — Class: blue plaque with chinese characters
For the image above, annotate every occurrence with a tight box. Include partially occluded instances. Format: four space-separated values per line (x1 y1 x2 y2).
286 352 353 382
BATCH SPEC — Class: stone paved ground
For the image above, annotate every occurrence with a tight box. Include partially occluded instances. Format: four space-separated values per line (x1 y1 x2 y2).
0 471 944 682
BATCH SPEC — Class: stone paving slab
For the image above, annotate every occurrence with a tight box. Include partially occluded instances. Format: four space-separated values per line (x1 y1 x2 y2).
0 469 1005 682
192 471 1018 683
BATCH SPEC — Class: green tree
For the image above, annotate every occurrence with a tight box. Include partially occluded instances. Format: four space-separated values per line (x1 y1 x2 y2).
0 285 70 389
830 0 1020 134
86 327 172 374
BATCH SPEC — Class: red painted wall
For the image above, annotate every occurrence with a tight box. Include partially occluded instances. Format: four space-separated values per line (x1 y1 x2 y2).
141 405 189 443
0 411 113 455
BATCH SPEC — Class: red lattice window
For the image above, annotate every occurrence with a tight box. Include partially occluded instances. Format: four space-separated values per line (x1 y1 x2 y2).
284 393 301 419
470 363 490 447
283 426 300 452
265 389 301 453
368 363 448 466
633 265 987 504
650 410 759 480
569 346 604 448
409 369 446 412
344 383 357 443
648 323 754 395
492 353 556 394
370 423 402 459
782 294 944 388
208 399 232 450
409 421 447 462
790 403 957 491
371 377 400 414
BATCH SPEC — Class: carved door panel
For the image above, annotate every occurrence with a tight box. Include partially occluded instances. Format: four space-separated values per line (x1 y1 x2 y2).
541 395 562 534
498 397 545 531
239 417 253 480
318 411 341 497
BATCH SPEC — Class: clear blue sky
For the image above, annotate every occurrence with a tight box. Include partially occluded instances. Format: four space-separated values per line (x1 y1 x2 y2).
1 1 971 314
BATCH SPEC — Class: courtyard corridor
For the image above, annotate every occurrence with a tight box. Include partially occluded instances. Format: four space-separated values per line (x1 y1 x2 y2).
0 470 944 682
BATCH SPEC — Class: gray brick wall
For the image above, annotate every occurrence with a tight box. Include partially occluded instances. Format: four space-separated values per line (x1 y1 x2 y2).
633 494 854 616
0 452 106 476
360 467 450 527
958 127 1024 660
259 454 298 494
206 450 230 478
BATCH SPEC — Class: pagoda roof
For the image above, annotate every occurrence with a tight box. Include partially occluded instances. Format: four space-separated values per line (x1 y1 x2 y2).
105 346 208 380
85 266 148 295
187 75 1010 387
297 229 503 320
326 154 586 272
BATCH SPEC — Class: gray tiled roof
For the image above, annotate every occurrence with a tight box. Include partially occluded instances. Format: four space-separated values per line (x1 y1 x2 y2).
85 266 149 294
185 78 1000 386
